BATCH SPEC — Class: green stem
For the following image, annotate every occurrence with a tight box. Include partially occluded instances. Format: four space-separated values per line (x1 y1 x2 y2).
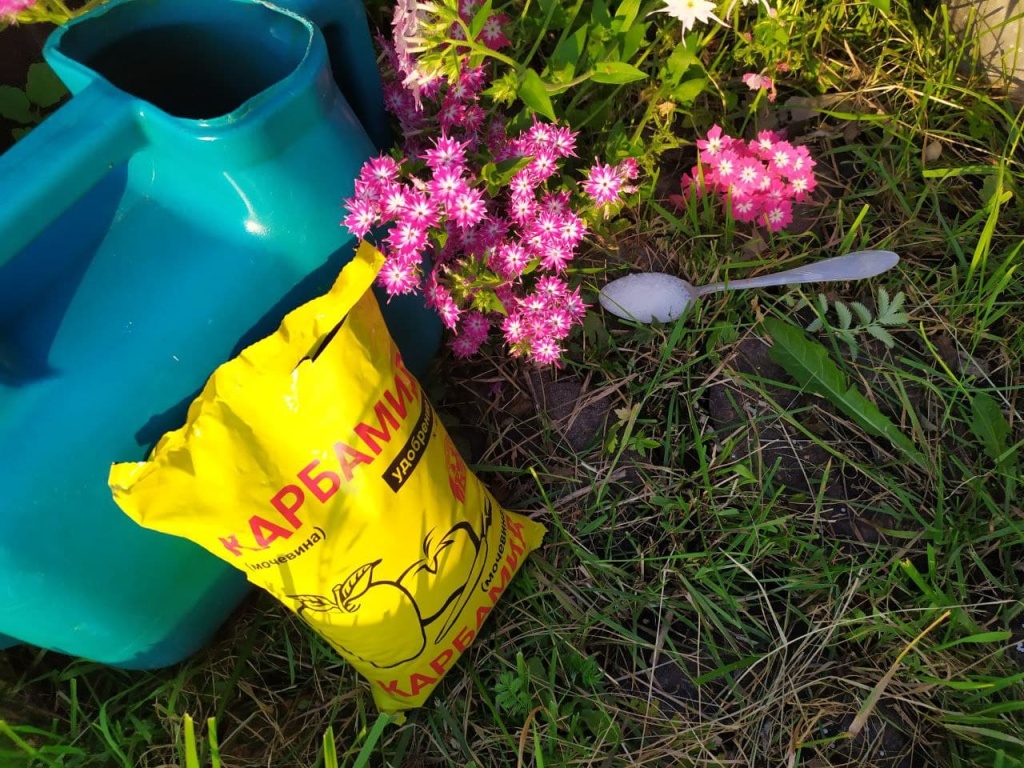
444 23 521 69
520 0 558 68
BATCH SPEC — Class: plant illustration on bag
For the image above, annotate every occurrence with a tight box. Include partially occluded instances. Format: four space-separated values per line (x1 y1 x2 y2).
289 498 494 668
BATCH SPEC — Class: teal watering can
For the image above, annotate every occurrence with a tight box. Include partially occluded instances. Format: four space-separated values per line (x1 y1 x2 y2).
0 0 440 667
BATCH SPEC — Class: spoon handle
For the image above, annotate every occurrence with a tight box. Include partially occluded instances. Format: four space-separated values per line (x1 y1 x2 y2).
693 250 900 296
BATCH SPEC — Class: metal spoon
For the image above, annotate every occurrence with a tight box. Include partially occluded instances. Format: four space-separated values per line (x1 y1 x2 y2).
598 249 900 323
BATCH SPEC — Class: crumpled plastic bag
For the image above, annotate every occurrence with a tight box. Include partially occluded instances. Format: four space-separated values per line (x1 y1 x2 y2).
109 241 545 714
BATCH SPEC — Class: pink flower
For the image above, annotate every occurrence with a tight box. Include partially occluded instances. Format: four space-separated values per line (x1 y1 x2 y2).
405 191 440 229
341 199 378 239
563 289 588 320
478 217 510 250
539 190 570 215
457 64 488 96
543 307 573 338
450 333 484 358
548 125 579 158
509 171 536 198
790 145 815 174
559 212 587 245
730 197 760 223
428 167 468 206
788 173 816 201
582 162 624 206
379 184 410 221
462 311 490 342
696 124 731 157
535 276 567 300
450 186 487 229
754 129 785 159
360 155 402 189
378 258 421 296
502 313 528 344
425 274 462 329
1 0 36 16
480 13 511 49
617 157 640 180
686 125 817 233
734 158 765 191
385 220 428 257
461 105 487 135
509 193 538 225
742 72 777 102
422 135 470 170
761 198 793 232
528 150 558 182
494 242 530 277
769 142 796 174
539 242 572 272
709 150 740 186
530 337 562 365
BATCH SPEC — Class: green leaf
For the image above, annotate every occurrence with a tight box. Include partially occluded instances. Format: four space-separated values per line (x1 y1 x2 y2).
619 20 648 62
0 85 34 124
468 0 492 40
589 0 612 29
969 392 1013 466
590 61 647 84
550 24 588 73
349 714 394 768
518 69 557 120
876 286 891 315
613 0 642 30
865 324 896 348
672 77 707 104
25 62 67 108
867 0 890 11
764 319 928 468
666 41 699 82
322 725 339 768
480 155 533 193
472 288 509 315
850 301 873 326
183 715 200 768
834 300 853 330
837 329 859 359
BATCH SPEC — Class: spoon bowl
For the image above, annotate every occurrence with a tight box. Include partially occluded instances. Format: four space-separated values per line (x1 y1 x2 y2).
599 249 900 324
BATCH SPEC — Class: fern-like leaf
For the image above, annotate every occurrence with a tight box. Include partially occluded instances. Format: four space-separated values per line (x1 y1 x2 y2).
865 324 896 348
850 301 873 325
878 287 891 313
835 300 853 330
493 671 531 716
838 329 860 359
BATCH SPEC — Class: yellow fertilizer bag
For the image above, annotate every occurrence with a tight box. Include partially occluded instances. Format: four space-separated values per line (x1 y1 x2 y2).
109 242 545 715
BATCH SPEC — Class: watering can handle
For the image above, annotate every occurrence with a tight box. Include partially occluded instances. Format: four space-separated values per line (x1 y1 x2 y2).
0 84 143 269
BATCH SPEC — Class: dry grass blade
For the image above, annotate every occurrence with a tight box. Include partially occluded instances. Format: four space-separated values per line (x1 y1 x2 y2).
846 609 952 739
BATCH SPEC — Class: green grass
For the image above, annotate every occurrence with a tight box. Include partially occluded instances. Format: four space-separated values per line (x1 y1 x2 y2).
3 0 1024 765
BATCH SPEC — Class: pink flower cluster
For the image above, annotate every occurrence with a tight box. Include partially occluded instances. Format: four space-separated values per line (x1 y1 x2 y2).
390 0 509 108
343 59 637 364
677 125 817 232
1 0 36 16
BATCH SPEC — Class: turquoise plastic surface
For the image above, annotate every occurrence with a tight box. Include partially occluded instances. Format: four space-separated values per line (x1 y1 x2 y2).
0 0 440 667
